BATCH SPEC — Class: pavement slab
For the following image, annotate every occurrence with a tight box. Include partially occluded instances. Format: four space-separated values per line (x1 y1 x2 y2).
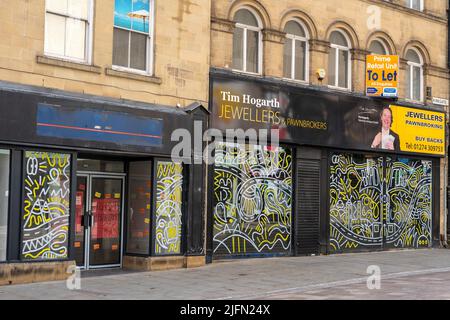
1 248 450 300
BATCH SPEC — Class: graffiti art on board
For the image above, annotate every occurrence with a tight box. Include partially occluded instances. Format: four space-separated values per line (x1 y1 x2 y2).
329 154 384 252
329 153 433 253
213 143 292 256
155 162 183 255
385 159 432 248
22 152 71 260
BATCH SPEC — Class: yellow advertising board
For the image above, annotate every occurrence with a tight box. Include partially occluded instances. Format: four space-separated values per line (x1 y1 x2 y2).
366 55 399 97
390 105 445 156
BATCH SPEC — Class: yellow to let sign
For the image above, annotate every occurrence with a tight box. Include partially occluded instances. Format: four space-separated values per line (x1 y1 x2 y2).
366 55 399 97
390 105 445 156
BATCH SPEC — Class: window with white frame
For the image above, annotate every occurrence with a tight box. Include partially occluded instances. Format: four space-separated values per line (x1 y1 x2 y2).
113 0 153 73
369 39 389 55
283 20 309 82
405 49 424 102
406 0 424 11
44 0 92 62
232 9 262 74
328 30 351 89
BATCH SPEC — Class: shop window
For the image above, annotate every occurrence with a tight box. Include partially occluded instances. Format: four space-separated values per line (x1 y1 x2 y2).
329 153 384 253
283 20 309 82
44 0 92 62
385 157 432 248
113 0 153 73
126 161 152 255
232 8 262 74
154 161 183 255
405 48 424 102
328 30 351 90
0 150 10 261
22 151 71 261
213 143 293 257
329 153 432 253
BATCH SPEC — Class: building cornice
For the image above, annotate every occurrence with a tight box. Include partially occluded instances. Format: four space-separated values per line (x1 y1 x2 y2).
362 0 447 24
262 29 285 44
211 17 235 34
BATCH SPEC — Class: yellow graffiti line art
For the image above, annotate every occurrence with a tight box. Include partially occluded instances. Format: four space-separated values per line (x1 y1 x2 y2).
32 180 40 198
23 200 31 218
44 153 54 165
50 207 65 215
345 242 358 249
25 179 32 188
58 154 68 168
24 248 51 259
232 237 235 253
405 234 413 246
259 233 289 246
28 215 42 228
237 236 241 253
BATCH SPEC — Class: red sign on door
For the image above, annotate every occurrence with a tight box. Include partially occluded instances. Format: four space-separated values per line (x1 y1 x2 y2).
92 199 120 239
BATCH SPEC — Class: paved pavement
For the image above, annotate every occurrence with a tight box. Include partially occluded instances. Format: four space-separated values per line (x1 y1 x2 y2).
2 248 450 300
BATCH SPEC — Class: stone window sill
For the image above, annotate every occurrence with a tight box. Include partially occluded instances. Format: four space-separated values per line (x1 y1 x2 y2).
105 68 162 84
36 55 102 74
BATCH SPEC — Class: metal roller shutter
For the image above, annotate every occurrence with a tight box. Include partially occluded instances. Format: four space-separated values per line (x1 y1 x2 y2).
295 158 320 256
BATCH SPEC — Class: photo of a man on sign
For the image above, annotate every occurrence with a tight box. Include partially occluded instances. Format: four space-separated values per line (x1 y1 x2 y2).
371 106 400 151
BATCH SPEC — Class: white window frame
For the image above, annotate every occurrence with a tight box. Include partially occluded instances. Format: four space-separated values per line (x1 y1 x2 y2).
328 30 352 91
232 7 263 75
406 0 424 11
406 48 424 103
112 0 155 76
283 19 309 83
44 0 94 64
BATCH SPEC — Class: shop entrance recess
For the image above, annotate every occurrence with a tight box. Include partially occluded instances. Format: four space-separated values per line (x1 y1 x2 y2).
74 169 125 269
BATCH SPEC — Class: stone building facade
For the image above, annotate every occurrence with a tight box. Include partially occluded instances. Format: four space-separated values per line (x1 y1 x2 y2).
0 0 210 285
208 0 449 260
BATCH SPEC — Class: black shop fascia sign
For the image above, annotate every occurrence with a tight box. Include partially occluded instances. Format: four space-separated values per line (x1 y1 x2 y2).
209 71 446 158
0 84 196 156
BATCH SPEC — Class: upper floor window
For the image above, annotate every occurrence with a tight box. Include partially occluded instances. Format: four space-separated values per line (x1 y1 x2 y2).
405 49 424 102
406 0 424 11
44 0 92 63
328 30 351 90
283 20 309 82
369 40 389 55
113 0 153 74
232 8 262 74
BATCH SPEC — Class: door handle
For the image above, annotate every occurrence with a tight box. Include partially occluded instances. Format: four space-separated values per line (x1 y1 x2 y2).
90 212 95 227
84 210 94 227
